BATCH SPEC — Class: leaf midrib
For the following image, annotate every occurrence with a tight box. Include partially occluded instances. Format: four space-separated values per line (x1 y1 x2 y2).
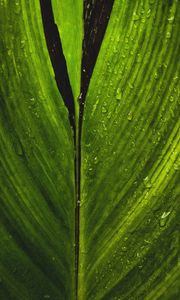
39 1 115 298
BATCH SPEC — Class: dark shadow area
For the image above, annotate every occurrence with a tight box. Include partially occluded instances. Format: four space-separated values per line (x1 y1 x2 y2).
81 0 114 102
40 0 75 132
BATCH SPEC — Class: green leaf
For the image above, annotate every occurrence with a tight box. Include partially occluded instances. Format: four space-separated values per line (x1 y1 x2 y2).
0 1 75 299
80 0 180 299
0 0 180 300
52 0 83 116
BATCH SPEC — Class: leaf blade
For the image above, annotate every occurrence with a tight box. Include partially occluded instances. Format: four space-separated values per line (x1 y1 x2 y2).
52 0 83 115
80 0 180 299
0 1 75 299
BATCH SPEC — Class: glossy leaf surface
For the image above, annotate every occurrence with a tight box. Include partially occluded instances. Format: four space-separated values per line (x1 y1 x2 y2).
0 0 179 300
80 0 180 299
0 1 75 299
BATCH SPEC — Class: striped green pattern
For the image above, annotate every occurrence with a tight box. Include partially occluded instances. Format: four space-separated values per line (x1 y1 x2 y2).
0 0 179 299
0 1 75 299
80 0 180 299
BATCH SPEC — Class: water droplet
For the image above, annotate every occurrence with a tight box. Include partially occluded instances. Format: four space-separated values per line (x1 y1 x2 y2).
113 46 118 53
144 239 152 245
116 88 122 100
15 2 21 14
20 40 25 48
102 123 107 131
102 107 107 113
169 96 174 102
122 52 126 58
159 211 171 227
147 9 151 18
143 176 152 188
128 82 134 89
94 157 98 164
121 246 127 252
133 13 140 21
85 143 90 148
127 112 133 121
168 15 174 23
154 72 158 80
166 31 171 39
7 49 12 56
78 92 82 101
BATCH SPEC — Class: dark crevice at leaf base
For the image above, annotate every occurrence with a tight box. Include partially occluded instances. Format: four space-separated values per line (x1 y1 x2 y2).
76 1 115 298
40 1 115 298
39 1 79 297
78 0 115 172
80 0 115 103
78 0 115 194
40 0 76 133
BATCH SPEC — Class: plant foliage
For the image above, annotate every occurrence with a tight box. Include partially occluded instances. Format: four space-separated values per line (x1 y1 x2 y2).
0 0 179 299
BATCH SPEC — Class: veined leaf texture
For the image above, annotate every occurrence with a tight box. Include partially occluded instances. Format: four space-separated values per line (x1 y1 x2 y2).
0 1 179 299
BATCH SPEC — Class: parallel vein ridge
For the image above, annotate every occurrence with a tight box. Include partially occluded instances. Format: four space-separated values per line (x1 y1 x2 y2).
80 0 180 299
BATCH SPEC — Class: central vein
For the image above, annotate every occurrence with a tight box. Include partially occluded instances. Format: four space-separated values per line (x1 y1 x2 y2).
40 0 114 298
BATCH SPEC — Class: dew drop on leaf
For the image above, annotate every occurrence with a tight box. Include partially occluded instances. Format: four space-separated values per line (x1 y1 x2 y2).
169 96 174 102
94 157 98 164
116 88 122 100
168 15 174 23
132 13 140 21
147 9 151 18
141 18 145 23
44 295 50 299
159 211 171 227
143 176 152 188
20 40 25 49
102 106 107 113
15 2 21 14
127 112 133 121
7 49 12 56
166 31 171 39
141 8 145 15
121 246 127 252
85 143 90 148
128 82 134 89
